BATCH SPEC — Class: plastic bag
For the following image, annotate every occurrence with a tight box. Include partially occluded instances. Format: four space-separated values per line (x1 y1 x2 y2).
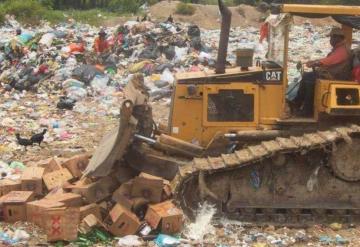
62 78 85 89
173 47 188 63
39 33 56 48
117 235 142 247
67 87 87 101
199 51 211 62
90 75 109 92
155 234 180 247
160 68 175 85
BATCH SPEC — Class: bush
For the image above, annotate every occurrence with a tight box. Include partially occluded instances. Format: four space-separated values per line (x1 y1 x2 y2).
147 0 159 5
2 0 46 24
175 3 196 15
108 0 142 13
0 8 4 24
38 0 55 9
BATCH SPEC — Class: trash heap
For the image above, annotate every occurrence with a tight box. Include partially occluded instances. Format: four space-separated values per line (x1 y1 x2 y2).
0 154 185 246
0 11 360 247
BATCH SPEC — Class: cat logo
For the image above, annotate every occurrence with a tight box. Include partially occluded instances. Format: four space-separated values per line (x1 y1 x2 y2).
265 71 282 82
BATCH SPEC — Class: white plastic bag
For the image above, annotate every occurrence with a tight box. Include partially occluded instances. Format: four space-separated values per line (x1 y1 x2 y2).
173 47 188 63
117 235 142 246
90 75 110 93
160 68 175 85
39 33 56 48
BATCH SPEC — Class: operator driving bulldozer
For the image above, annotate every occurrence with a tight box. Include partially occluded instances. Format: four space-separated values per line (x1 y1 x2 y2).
84 1 360 223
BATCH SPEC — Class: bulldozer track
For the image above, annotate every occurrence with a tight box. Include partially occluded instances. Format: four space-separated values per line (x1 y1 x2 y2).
172 124 360 224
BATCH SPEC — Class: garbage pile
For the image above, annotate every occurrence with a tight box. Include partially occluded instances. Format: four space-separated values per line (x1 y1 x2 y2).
0 11 360 246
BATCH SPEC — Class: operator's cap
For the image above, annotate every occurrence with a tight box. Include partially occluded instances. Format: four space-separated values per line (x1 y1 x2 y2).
98 29 106 36
330 27 345 37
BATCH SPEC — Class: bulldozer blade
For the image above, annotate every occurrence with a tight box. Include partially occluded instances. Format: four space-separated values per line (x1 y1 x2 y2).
83 101 137 177
125 144 187 180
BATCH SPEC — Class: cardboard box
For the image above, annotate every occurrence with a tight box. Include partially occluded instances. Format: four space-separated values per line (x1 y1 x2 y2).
71 177 116 203
21 167 45 195
26 199 65 226
0 191 35 222
112 182 133 210
0 179 21 197
43 207 80 242
43 168 73 190
79 214 107 234
108 204 140 237
61 154 90 178
145 200 183 234
80 203 102 221
46 193 83 207
32 157 64 174
131 173 164 203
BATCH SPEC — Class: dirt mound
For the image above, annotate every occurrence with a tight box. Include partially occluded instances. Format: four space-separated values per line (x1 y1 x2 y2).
150 1 263 29
104 1 335 29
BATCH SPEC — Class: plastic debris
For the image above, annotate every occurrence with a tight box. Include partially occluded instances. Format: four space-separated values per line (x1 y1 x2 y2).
117 235 143 246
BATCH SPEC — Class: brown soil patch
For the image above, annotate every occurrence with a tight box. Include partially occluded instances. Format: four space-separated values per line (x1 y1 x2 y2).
103 1 335 29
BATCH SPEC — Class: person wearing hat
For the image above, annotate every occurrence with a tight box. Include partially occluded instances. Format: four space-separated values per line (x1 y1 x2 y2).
93 29 110 55
293 27 352 116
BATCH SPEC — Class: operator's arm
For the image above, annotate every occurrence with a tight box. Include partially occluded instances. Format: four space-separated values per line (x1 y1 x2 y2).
306 46 348 68
319 46 348 67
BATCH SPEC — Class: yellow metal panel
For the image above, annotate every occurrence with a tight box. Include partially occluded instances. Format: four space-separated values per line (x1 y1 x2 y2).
169 84 203 144
259 85 283 124
282 4 360 15
175 67 263 81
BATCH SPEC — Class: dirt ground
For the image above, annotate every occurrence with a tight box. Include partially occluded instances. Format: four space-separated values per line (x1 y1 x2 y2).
104 1 335 29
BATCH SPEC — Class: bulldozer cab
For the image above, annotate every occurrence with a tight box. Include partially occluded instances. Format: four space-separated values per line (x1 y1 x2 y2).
169 3 360 147
276 4 360 119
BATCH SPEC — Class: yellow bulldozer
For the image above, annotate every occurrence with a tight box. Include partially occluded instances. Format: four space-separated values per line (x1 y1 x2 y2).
84 1 360 223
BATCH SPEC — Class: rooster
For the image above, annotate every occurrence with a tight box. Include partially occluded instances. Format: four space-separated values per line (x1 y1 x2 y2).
15 133 33 150
30 129 47 146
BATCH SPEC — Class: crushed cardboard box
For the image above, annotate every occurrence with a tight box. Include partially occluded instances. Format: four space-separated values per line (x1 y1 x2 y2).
80 203 102 221
46 192 83 207
43 168 73 190
0 191 35 222
42 207 80 242
26 199 65 227
145 200 184 234
0 179 21 197
108 203 141 237
61 154 90 178
21 167 45 195
71 177 117 203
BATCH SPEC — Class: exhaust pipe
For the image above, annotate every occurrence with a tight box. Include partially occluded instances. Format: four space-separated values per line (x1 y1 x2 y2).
215 0 232 74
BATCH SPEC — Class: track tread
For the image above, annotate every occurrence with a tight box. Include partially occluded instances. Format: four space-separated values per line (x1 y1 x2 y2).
208 157 226 169
276 137 298 150
174 124 360 218
221 153 239 166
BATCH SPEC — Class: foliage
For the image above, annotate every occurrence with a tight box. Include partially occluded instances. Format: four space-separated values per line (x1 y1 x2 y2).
0 8 4 24
0 0 46 24
147 0 159 5
176 2 196 15
38 0 55 9
108 0 143 13
44 9 117 25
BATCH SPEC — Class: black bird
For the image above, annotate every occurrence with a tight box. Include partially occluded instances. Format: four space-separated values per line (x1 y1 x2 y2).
30 129 47 146
15 133 33 150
